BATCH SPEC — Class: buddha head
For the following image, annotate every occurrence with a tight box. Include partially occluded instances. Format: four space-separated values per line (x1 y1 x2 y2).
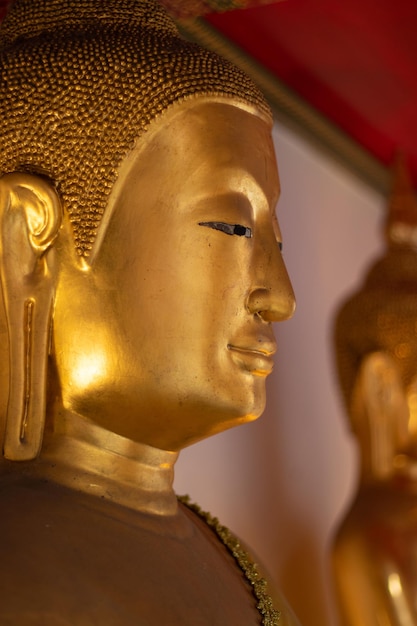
0 0 295 461
335 159 417 481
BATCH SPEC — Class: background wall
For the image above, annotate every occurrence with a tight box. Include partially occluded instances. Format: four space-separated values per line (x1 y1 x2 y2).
174 119 385 626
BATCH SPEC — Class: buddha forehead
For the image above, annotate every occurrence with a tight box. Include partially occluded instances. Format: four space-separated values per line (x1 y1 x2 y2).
91 98 279 261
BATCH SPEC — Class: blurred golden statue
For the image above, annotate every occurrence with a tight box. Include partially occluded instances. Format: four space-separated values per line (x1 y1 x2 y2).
333 157 417 625
0 0 298 623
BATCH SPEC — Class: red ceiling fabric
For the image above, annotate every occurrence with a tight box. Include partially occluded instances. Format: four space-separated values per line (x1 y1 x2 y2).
206 0 417 185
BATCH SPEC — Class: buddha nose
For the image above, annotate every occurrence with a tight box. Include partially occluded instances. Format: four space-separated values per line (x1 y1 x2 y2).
246 228 296 323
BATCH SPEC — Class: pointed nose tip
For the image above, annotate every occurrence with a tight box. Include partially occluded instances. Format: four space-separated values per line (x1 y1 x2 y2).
247 282 296 323
264 286 296 322
247 242 296 322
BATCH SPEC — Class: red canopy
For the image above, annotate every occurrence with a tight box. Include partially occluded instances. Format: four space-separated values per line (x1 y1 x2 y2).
206 1 417 185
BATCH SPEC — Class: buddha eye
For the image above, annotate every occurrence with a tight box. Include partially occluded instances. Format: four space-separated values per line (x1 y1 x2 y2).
199 221 252 238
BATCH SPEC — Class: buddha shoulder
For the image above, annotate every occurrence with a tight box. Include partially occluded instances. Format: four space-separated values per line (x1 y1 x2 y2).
0 472 297 625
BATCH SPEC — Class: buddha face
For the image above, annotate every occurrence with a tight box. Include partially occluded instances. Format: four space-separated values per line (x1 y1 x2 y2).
52 102 295 450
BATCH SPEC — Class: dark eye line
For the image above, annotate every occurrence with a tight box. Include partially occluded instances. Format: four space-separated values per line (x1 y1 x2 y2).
199 221 252 238
199 221 283 251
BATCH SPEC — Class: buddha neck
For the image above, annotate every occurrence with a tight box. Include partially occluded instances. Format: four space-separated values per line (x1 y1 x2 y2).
26 410 179 516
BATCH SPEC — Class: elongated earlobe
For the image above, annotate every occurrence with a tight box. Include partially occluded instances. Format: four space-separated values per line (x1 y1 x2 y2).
0 173 62 460
351 351 408 480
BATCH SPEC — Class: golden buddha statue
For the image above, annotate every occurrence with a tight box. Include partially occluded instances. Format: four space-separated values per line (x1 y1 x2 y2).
332 158 417 625
0 0 298 624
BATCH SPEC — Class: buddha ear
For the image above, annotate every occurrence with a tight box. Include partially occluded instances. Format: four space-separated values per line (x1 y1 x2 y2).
0 173 62 461
351 351 408 480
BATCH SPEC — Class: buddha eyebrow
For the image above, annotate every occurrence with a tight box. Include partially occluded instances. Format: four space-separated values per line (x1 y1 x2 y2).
198 221 252 238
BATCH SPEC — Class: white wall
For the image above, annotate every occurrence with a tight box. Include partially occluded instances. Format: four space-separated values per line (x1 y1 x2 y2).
174 119 385 626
